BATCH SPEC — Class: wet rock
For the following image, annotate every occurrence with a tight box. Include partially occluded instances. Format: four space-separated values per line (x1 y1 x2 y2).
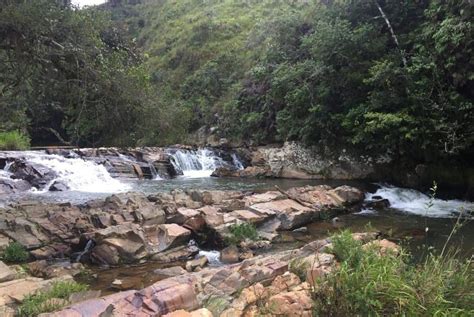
239 166 272 178
186 256 208 272
154 266 188 278
110 278 137 291
0 178 31 194
0 261 16 283
151 245 199 262
9 160 58 190
220 245 239 264
365 198 390 209
329 185 365 205
49 181 69 192
211 167 239 177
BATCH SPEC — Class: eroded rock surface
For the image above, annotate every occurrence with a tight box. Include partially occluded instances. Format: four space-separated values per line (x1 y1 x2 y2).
0 185 364 266
46 232 383 317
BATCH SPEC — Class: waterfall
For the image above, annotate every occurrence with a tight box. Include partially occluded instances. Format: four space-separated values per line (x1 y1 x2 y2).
167 148 228 178
75 239 94 262
198 250 222 266
231 153 244 170
366 185 474 218
0 161 13 179
24 151 130 193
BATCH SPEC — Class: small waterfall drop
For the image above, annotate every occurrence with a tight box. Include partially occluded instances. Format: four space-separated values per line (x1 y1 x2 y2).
24 152 130 193
0 161 13 179
167 148 227 178
231 153 244 170
198 250 222 266
366 185 474 218
75 239 94 262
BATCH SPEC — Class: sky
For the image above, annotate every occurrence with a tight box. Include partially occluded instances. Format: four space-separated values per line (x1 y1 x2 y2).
71 0 107 7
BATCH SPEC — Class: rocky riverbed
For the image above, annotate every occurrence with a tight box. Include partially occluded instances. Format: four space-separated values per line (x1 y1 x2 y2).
0 184 366 315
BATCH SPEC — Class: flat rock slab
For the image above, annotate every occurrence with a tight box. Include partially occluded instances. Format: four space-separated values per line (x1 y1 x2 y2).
250 199 312 216
0 261 16 283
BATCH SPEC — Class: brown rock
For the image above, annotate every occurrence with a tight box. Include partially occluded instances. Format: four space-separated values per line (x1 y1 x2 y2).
220 245 239 264
0 261 16 283
186 256 208 272
154 266 188 278
148 224 191 253
164 308 213 317
266 289 313 316
363 239 400 255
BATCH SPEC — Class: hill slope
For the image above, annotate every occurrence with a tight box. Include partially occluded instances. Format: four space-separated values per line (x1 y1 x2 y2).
109 0 473 163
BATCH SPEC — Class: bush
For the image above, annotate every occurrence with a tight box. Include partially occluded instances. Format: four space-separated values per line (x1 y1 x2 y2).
18 281 89 316
1 242 29 263
0 131 30 150
313 231 474 316
225 222 259 245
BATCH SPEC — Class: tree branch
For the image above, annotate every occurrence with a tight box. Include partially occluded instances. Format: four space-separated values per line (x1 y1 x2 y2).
375 1 407 67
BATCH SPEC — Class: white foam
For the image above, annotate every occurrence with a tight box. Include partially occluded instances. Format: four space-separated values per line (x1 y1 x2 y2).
24 152 130 193
198 250 222 266
168 148 230 178
367 185 474 218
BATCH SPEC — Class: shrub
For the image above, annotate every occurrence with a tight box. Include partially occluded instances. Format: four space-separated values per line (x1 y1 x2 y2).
0 131 30 150
313 231 474 316
1 242 29 263
288 257 309 281
18 281 89 316
225 222 259 245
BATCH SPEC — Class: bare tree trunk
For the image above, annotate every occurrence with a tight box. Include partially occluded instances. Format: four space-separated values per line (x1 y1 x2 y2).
375 1 408 67
40 127 71 145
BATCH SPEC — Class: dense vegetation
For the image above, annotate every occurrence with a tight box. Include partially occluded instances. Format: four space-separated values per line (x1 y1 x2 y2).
1 1 472 163
312 230 473 316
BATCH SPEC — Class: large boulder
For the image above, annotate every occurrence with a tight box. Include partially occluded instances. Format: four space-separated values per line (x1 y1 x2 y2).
146 224 191 253
90 224 148 265
9 160 57 190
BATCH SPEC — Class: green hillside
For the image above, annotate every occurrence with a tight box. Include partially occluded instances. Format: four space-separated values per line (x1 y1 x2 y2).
109 0 473 162
1 0 472 163
107 0 312 143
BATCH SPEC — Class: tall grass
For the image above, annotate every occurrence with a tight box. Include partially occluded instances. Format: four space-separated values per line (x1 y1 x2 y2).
313 230 473 316
0 131 30 150
18 281 89 316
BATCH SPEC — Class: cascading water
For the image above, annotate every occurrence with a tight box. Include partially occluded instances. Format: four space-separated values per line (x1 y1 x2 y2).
23 151 130 193
198 250 222 266
365 185 474 218
167 148 239 178
0 161 13 179
231 153 244 170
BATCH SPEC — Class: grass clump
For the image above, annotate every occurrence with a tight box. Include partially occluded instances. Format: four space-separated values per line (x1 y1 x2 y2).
1 242 29 263
0 131 30 150
313 230 474 316
288 257 309 281
225 222 259 245
18 281 89 316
